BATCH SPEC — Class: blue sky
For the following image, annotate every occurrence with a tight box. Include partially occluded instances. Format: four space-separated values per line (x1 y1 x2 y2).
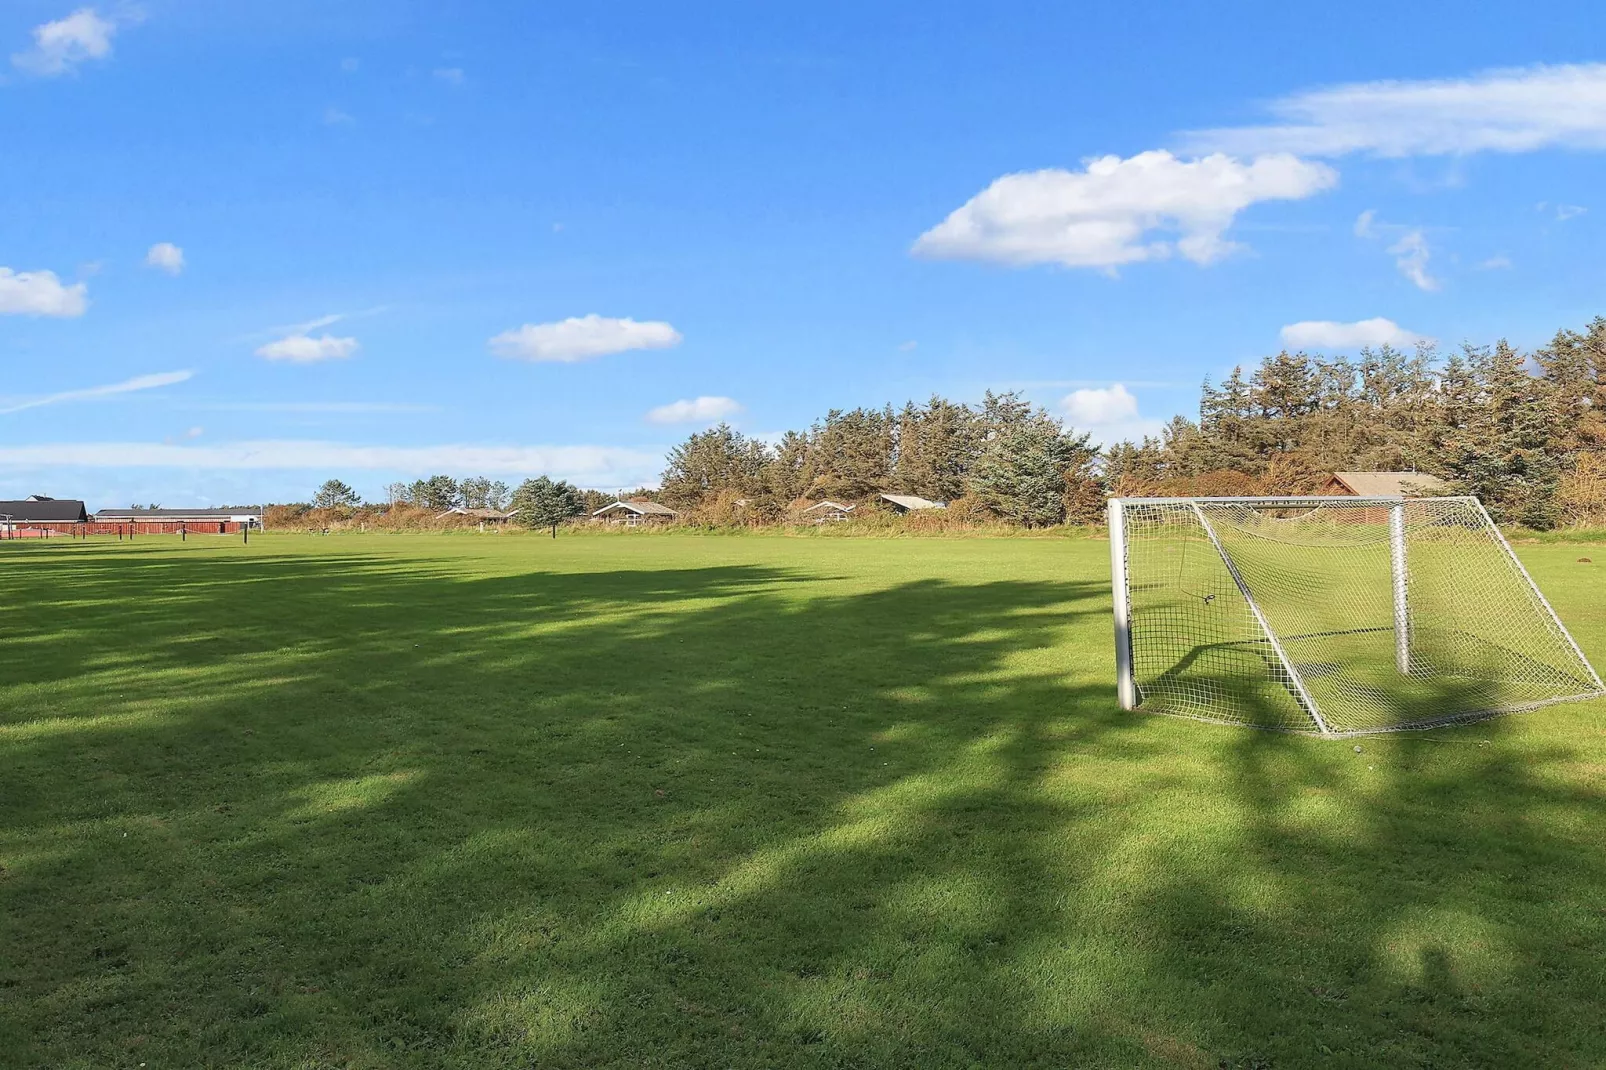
3 0 1605 508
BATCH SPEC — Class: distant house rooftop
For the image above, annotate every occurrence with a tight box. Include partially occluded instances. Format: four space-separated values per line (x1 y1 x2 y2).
0 499 88 523
880 493 946 512
593 501 678 518
436 507 517 521
802 500 855 513
1324 472 1448 498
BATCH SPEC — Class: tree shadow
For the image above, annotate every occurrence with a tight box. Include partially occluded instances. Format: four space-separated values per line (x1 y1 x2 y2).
1 539 1604 1067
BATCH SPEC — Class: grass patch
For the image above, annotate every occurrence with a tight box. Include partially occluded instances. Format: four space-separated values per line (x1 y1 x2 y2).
3 534 1605 1068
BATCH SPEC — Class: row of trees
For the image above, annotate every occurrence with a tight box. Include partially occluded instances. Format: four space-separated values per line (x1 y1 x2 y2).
292 314 1606 532
305 475 599 535
1105 316 1606 528
658 391 1102 527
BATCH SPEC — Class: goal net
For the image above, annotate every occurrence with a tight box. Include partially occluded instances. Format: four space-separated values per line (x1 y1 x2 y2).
1108 496 1605 736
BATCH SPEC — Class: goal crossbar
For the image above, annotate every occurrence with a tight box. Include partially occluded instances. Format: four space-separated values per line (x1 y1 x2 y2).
1109 495 1606 736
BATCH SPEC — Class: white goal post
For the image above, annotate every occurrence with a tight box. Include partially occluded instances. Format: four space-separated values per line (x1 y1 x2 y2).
1108 495 1606 736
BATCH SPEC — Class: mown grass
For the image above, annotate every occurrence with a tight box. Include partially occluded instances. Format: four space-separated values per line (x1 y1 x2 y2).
2 534 1605 1068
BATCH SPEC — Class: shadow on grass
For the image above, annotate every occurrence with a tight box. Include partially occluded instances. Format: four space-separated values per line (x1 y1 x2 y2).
0 540 1604 1068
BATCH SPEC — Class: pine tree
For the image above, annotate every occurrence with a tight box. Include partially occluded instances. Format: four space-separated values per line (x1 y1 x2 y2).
511 477 585 537
659 424 771 510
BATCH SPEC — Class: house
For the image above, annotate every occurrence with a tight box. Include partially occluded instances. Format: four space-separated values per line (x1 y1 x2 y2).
92 507 263 534
593 501 678 526
436 507 517 524
0 497 89 536
801 500 855 523
1322 472 1448 498
879 493 947 513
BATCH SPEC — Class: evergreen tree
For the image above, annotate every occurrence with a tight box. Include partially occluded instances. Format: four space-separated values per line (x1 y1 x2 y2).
809 407 895 500
409 475 460 512
510 476 585 537
312 479 361 511
659 424 771 509
971 406 1091 527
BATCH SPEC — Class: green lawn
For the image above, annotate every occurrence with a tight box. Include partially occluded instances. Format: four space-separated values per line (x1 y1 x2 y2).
3 533 1606 1068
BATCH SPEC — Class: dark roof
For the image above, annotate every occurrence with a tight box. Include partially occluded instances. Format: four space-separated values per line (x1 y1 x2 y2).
94 507 263 520
593 500 678 517
0 499 89 523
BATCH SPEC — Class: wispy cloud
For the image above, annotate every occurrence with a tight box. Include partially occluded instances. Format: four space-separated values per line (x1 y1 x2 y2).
145 242 184 275
432 67 464 85
1279 318 1432 351
323 107 356 127
256 335 359 363
0 370 193 415
1182 63 1606 158
10 7 127 77
1388 230 1439 291
0 440 666 487
490 315 683 363
185 401 439 414
645 396 742 425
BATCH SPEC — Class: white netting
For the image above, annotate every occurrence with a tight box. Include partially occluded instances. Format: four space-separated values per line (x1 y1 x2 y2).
1114 496 1605 735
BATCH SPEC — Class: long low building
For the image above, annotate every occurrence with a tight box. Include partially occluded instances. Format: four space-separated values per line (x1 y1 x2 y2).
92 507 265 533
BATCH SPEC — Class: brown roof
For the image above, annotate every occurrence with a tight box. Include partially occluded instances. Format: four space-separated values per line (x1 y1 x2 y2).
1327 472 1449 497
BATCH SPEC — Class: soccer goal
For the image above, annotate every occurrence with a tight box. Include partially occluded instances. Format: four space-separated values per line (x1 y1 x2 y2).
1108 496 1606 736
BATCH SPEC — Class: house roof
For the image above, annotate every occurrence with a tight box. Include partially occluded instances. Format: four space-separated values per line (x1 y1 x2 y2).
437 507 516 520
0 499 89 523
880 493 946 511
593 500 678 517
802 500 855 513
1327 472 1449 497
94 507 263 520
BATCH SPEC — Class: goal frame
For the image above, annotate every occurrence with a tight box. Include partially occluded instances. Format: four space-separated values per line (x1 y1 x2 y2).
1107 494 1606 736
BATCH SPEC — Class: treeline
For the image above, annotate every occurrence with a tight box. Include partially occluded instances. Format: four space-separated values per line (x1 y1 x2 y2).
276 313 1606 533
653 315 1606 530
272 475 621 531
658 391 1103 527
1106 315 1606 528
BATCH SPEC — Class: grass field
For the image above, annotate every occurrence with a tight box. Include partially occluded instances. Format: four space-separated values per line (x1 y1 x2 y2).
4 533 1606 1068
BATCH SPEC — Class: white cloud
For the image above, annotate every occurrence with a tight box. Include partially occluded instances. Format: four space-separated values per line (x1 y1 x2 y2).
433 67 464 85
0 370 193 415
1058 383 1167 446
1279 317 1431 351
1388 230 1438 291
897 340 918 352
0 440 665 486
1353 209 1377 238
1556 203 1587 221
323 107 356 126
912 151 1337 270
145 242 184 274
1183 63 1606 158
489 314 683 363
11 8 121 77
1478 255 1513 270
255 334 360 363
0 267 88 317
645 396 743 425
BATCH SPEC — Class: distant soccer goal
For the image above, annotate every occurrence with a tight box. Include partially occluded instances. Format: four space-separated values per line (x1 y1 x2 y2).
1108 496 1606 736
